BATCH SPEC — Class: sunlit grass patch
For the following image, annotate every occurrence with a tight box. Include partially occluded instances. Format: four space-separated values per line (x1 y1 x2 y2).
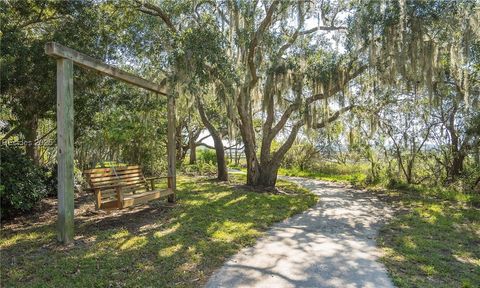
278 164 368 186
0 174 317 287
0 229 54 249
378 190 480 288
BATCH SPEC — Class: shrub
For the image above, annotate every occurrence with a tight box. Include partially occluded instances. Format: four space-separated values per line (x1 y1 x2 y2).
0 146 47 218
43 163 85 196
181 162 217 176
283 142 318 170
43 164 57 197
198 149 217 164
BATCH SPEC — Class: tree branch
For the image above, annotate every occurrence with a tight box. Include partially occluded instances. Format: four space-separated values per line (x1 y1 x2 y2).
300 25 347 35
197 142 215 150
137 1 177 33
272 120 304 165
313 105 354 129
269 62 366 142
1 125 20 141
34 127 56 143
247 0 280 87
195 134 210 145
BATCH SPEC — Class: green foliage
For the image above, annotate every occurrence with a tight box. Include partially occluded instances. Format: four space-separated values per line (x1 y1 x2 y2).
175 21 235 88
198 149 217 165
227 163 243 170
181 162 217 176
42 164 57 197
41 164 84 197
0 146 47 218
282 142 318 170
75 88 168 175
0 1 136 131
1 1 161 171
0 175 317 287
279 162 369 187
385 181 479 205
181 149 219 176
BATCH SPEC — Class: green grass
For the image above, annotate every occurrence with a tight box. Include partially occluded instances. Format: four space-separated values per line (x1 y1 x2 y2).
376 186 480 288
387 181 480 205
0 174 317 287
279 164 368 186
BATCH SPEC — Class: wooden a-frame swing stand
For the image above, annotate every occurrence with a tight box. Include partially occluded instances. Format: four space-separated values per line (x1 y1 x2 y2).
45 42 176 244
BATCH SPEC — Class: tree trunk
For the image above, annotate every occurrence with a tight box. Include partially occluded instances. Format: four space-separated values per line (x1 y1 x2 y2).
197 99 228 181
175 120 186 165
445 102 465 181
213 134 228 181
243 131 261 186
234 143 239 165
449 152 465 180
257 162 280 187
189 135 197 164
24 117 39 165
243 122 302 188
406 156 415 184
474 143 480 167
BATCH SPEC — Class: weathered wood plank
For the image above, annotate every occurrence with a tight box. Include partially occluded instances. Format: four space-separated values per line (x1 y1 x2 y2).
83 165 141 174
57 58 74 244
116 187 124 209
99 200 120 210
95 189 102 210
122 189 174 208
45 42 168 95
167 95 176 203
87 169 143 178
99 189 173 209
90 175 144 184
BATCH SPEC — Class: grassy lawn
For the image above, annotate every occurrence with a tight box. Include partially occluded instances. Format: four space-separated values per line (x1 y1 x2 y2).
0 174 317 287
376 187 480 288
278 165 368 185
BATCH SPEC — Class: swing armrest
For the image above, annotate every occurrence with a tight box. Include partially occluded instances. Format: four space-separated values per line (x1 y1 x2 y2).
145 176 169 180
145 176 168 190
86 182 129 193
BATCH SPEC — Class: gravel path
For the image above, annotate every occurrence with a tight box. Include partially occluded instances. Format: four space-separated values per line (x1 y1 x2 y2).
206 177 395 288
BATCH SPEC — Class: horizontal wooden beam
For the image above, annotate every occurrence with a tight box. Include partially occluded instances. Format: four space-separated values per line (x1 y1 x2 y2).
45 42 168 95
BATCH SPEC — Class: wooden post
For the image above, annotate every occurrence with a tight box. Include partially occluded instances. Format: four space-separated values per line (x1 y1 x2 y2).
45 43 174 245
94 189 102 210
56 58 74 244
116 187 124 209
167 95 176 203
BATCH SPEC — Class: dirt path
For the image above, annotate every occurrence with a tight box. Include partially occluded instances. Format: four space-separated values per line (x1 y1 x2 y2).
206 177 395 288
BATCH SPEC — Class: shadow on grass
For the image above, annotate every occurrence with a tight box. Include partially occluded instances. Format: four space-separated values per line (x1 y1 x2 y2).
378 197 480 288
0 175 317 287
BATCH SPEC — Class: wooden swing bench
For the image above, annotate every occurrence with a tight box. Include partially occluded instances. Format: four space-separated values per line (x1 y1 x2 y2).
84 165 174 210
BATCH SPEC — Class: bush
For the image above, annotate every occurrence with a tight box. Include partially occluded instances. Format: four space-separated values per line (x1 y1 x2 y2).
283 142 318 170
0 146 47 218
181 162 217 176
198 149 217 164
43 164 57 197
43 163 84 196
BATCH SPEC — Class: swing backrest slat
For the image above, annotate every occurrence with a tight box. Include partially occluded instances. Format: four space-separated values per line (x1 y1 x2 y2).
84 165 149 191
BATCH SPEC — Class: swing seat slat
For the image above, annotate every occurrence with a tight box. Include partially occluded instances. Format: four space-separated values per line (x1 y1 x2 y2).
84 165 174 210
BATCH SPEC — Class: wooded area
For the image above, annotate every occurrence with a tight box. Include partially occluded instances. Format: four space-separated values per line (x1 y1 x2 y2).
1 0 479 287
2 0 479 189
